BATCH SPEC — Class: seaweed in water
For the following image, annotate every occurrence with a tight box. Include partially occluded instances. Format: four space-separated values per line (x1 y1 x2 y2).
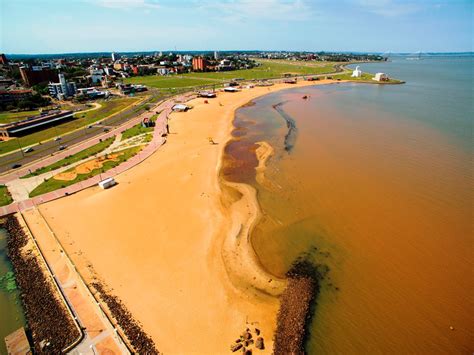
0 271 18 292
273 101 297 152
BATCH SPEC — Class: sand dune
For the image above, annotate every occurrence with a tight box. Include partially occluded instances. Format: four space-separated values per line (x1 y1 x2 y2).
38 80 338 353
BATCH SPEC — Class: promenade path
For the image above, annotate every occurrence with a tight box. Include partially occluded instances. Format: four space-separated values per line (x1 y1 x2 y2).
22 207 131 354
0 93 195 217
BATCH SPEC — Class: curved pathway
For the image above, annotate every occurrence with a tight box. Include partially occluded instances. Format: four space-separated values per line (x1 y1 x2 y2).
0 93 195 217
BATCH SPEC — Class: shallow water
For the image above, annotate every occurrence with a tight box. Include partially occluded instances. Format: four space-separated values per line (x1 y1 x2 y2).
0 228 26 354
222 56 473 353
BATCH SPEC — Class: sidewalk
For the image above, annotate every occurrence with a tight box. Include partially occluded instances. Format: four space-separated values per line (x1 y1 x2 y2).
22 207 131 354
0 93 195 217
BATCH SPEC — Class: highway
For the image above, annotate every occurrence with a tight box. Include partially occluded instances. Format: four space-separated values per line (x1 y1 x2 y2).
0 92 165 174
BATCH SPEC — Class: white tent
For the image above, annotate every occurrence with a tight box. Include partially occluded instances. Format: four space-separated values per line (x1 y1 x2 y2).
373 73 389 81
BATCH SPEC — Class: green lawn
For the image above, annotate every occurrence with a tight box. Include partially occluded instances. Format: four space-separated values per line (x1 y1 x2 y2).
333 72 403 84
121 123 154 141
0 110 41 124
124 60 340 89
0 185 13 206
74 97 140 124
21 136 115 178
29 145 143 197
125 76 219 89
0 97 139 155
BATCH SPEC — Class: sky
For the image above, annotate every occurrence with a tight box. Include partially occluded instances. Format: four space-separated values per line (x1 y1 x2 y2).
0 0 472 54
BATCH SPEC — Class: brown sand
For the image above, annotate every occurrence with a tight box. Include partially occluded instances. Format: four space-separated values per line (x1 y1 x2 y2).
38 80 340 353
254 141 275 190
54 154 121 181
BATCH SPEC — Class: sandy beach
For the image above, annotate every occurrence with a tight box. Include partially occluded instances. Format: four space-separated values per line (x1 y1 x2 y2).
32 79 338 353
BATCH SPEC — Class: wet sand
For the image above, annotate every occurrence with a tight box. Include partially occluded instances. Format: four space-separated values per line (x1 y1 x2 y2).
37 80 337 353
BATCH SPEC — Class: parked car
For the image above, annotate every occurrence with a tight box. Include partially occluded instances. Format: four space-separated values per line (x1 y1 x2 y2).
11 163 22 169
54 137 62 141
103 128 110 133
23 147 34 153
58 145 67 151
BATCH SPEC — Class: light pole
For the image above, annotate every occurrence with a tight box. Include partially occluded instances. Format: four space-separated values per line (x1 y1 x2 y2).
16 139 25 157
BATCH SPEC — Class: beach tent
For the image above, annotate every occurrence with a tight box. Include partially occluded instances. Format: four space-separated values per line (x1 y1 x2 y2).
224 87 240 92
373 73 389 81
172 104 190 112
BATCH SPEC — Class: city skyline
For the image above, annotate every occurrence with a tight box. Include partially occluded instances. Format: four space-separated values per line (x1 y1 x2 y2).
1 0 473 54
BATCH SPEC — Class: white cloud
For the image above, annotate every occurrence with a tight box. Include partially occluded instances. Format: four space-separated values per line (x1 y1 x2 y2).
93 0 160 10
356 0 420 17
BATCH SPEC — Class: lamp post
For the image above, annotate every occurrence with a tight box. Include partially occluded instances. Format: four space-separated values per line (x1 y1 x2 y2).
16 139 25 157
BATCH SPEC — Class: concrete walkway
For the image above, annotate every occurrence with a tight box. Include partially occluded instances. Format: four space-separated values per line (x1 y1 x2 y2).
0 93 195 217
22 207 131 354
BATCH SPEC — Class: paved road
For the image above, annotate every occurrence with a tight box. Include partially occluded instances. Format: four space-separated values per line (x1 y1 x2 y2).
0 92 165 174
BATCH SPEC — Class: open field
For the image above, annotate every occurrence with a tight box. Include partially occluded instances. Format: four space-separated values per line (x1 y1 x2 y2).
0 185 12 206
0 110 41 124
0 97 139 155
125 76 219 89
21 136 115 178
29 145 142 197
124 60 340 89
73 97 140 124
333 71 404 83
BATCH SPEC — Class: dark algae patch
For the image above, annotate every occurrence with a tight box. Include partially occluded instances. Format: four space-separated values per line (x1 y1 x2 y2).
272 101 297 152
0 271 17 292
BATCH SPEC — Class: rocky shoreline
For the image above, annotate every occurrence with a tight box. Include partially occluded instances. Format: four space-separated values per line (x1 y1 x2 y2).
2 214 80 353
91 281 159 354
273 260 321 354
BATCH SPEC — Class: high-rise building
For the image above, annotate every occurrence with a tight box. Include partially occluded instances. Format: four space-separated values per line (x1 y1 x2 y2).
214 51 219 60
192 56 207 71
20 66 58 87
48 73 77 99
111 52 120 61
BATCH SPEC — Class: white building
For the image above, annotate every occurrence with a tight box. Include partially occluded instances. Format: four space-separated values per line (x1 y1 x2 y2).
157 68 171 75
48 73 76 99
214 51 219 60
111 52 119 61
351 66 362 78
373 72 389 81
90 68 104 84
104 67 114 76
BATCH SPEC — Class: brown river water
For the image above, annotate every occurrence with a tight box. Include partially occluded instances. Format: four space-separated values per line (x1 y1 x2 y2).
222 76 473 353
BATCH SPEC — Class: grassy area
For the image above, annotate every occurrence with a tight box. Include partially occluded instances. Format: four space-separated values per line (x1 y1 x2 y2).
0 185 13 206
125 76 219 89
0 97 139 155
74 97 140 124
0 110 41 124
29 145 142 197
21 136 115 178
333 71 404 84
121 123 154 141
124 60 340 89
